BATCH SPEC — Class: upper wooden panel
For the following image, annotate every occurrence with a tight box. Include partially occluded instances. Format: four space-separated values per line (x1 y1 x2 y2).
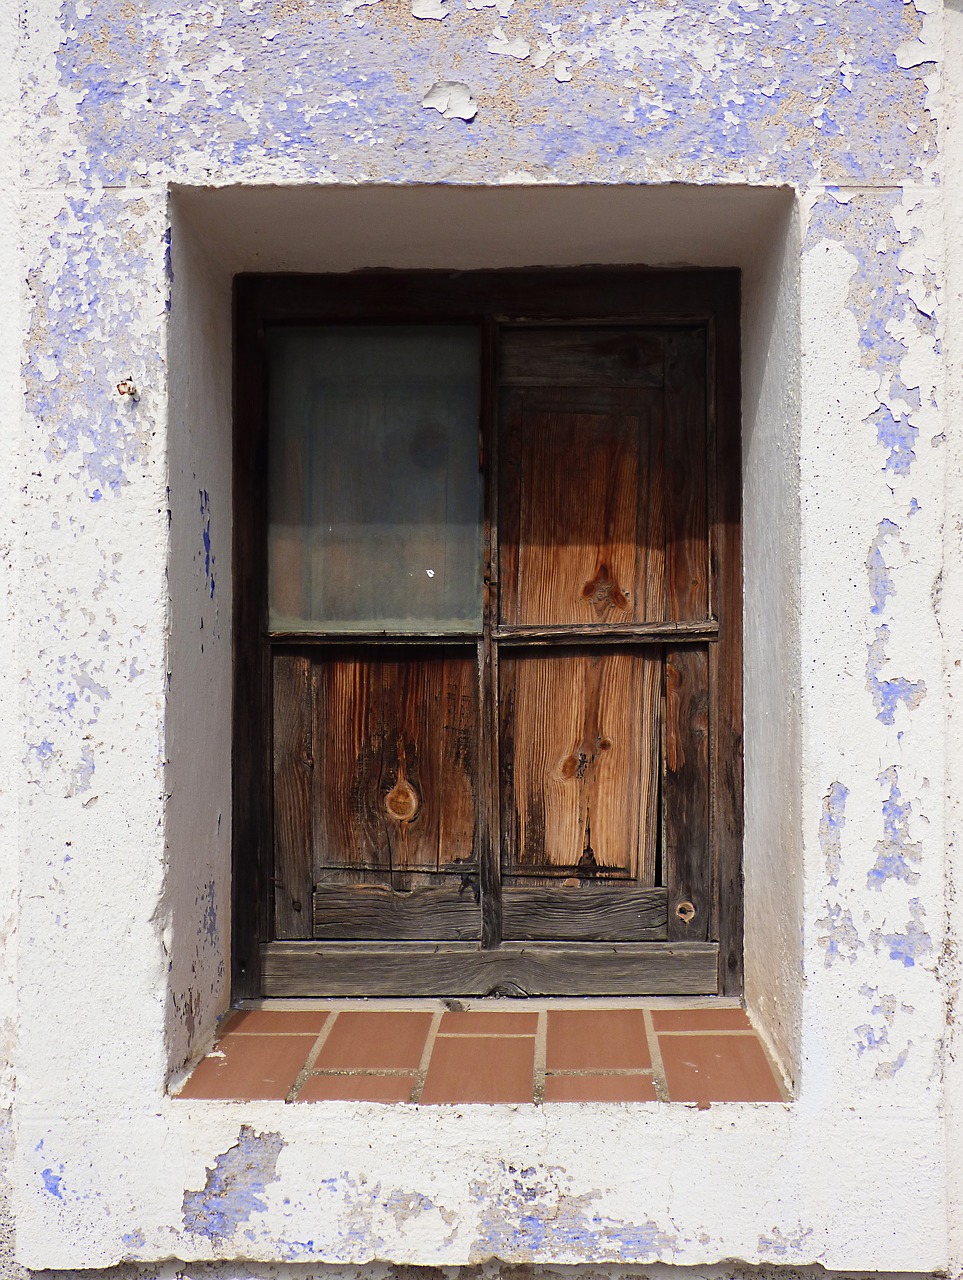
500 327 663 387
498 325 709 626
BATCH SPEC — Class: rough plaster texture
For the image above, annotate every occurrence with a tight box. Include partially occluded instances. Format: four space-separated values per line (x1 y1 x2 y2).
1 0 959 1274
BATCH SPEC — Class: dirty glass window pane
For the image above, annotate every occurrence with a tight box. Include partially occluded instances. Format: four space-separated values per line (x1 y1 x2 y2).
267 326 483 633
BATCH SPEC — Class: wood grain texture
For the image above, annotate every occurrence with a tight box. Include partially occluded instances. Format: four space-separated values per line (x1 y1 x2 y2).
262 940 720 996
499 649 660 883
314 650 478 889
664 329 709 621
664 646 711 942
273 651 315 938
502 885 667 941
711 299 745 993
500 327 664 387
499 391 654 627
313 885 480 940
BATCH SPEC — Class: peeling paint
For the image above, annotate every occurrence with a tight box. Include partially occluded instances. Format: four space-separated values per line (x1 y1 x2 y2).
182 1126 285 1245
868 765 922 889
818 780 848 887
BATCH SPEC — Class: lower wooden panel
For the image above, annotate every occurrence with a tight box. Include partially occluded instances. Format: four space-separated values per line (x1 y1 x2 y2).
501 886 667 941
261 940 719 996
314 885 479 941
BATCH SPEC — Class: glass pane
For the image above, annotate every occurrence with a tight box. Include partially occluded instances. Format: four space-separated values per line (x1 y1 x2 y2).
267 325 483 633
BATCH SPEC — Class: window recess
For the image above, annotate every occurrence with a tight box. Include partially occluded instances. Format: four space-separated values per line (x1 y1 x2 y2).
233 269 743 1000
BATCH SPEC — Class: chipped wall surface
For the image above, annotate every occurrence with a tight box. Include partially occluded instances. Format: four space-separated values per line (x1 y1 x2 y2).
4 0 963 1274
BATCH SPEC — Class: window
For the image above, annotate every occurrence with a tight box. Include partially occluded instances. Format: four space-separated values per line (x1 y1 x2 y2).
233 268 743 999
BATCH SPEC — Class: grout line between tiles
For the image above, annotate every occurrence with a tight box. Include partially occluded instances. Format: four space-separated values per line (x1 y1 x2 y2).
654 1029 757 1037
545 1068 655 1077
643 1008 670 1102
286 1010 337 1103
410 1007 444 1104
436 1031 538 1039
533 1009 547 1104
302 1068 417 1078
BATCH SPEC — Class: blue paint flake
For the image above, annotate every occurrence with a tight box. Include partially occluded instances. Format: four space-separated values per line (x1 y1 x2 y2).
866 518 899 616
870 900 932 968
868 765 921 889
182 1126 284 1245
866 625 926 725
819 780 849 887
41 1166 64 1199
815 902 861 968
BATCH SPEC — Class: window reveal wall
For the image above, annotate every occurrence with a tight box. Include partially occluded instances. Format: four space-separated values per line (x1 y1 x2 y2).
232 268 743 998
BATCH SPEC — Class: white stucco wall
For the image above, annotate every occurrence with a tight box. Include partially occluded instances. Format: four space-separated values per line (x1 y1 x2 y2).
1 0 959 1274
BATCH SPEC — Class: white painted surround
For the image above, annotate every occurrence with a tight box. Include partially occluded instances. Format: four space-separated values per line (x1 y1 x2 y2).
3 0 961 1273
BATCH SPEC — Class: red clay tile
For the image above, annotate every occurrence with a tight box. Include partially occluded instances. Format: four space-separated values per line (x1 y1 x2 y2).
651 1007 752 1033
546 1009 651 1071
543 1073 658 1102
439 1010 538 1035
315 1011 432 1071
297 1073 416 1102
219 1009 331 1036
420 1036 534 1103
176 1034 316 1100
660 1033 783 1103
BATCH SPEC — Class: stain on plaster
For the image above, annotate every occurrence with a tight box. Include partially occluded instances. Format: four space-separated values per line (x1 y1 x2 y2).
818 780 848 887
199 489 216 599
868 765 922 889
182 1125 285 1245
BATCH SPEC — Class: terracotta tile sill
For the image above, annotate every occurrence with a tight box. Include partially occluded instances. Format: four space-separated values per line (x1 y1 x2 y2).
173 1000 788 1105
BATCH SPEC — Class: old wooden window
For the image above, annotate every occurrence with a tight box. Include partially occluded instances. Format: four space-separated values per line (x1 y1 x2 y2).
233 269 742 999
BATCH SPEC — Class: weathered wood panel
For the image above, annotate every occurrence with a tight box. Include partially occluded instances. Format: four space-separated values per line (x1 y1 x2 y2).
313 885 480 940
499 649 660 883
273 652 315 938
664 329 709 620
262 940 720 996
314 649 478 890
499 395 647 626
500 327 664 387
664 646 711 941
502 885 667 941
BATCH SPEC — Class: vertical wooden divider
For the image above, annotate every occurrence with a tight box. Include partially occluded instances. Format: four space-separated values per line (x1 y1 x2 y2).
480 318 501 948
273 651 315 938
664 645 710 941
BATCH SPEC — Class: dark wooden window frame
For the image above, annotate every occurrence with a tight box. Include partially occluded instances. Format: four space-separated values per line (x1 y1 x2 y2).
232 267 743 1000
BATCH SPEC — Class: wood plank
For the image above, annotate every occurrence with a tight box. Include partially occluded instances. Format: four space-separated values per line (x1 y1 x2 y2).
504 394 645 626
314 649 478 890
711 298 745 994
313 886 480 940
500 649 659 882
664 646 711 941
232 283 270 998
664 329 709 620
502 886 667 941
500 327 664 386
262 940 720 997
273 652 315 938
493 620 718 645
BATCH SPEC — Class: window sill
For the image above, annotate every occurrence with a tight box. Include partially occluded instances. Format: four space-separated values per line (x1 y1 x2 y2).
172 999 787 1104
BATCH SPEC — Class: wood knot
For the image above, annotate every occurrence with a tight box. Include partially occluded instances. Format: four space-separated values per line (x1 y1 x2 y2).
581 562 629 616
385 777 419 822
